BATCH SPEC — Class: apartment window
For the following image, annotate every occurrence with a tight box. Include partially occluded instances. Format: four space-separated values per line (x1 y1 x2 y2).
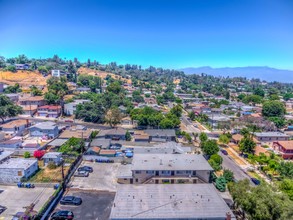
135 171 141 174
161 171 171 175
176 171 184 174
146 171 154 174
186 170 192 174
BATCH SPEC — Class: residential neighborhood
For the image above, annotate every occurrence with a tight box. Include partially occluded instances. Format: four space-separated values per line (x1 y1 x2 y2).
0 1 293 219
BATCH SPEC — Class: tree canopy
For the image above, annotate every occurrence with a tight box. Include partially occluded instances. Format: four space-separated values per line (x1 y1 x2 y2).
0 95 23 123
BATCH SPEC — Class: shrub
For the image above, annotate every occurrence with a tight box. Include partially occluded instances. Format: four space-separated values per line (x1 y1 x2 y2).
24 151 31 158
47 162 57 170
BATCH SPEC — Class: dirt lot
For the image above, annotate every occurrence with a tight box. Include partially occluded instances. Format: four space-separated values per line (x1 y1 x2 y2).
0 185 54 220
69 161 120 192
30 166 70 183
54 190 115 220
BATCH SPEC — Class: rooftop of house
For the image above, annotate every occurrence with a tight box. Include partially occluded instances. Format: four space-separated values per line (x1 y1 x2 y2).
43 152 62 159
0 158 37 169
19 96 44 102
91 139 111 148
47 138 68 147
0 120 28 129
144 129 176 137
0 150 13 162
38 105 61 110
97 128 126 137
21 105 38 111
132 154 213 171
59 129 92 139
110 184 234 220
254 132 289 138
133 142 191 154
30 122 57 130
0 139 22 145
274 141 293 150
232 134 243 141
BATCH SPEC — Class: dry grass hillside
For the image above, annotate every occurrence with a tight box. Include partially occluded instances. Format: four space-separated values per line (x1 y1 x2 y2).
0 70 49 87
78 67 132 84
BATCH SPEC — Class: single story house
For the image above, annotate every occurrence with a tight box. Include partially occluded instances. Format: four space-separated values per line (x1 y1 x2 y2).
96 128 126 141
0 139 22 149
254 132 290 143
144 129 176 142
29 122 59 139
15 64 30 70
43 152 63 166
0 119 30 136
0 158 38 183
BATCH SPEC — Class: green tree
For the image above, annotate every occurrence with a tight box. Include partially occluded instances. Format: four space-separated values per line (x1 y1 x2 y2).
105 108 123 127
201 139 219 156
283 93 293 101
30 85 42 96
107 81 123 94
24 152 31 158
125 130 131 141
170 104 182 118
262 100 286 118
75 101 105 123
188 111 196 121
215 176 227 192
219 134 230 144
38 66 48 74
5 65 16 72
199 132 208 143
0 95 23 123
223 169 234 182
253 87 265 97
44 92 60 104
4 83 21 93
239 136 256 154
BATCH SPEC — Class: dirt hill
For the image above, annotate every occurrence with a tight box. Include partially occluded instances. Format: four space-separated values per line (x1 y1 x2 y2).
0 70 49 87
77 67 132 84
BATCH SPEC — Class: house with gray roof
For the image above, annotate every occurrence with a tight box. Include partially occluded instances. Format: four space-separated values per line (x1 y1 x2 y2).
110 184 234 220
254 132 289 142
117 154 213 184
96 128 126 140
43 152 63 166
144 129 176 142
29 122 59 139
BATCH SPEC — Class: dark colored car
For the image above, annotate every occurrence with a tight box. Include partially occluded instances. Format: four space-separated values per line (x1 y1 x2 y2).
60 196 82 206
221 149 228 155
78 166 93 173
51 210 74 220
74 170 89 177
251 178 261 185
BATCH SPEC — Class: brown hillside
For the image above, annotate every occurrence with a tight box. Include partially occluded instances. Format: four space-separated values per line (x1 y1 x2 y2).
78 67 131 84
0 70 49 87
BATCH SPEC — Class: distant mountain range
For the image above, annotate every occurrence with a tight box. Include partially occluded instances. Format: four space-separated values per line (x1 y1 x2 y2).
179 66 293 83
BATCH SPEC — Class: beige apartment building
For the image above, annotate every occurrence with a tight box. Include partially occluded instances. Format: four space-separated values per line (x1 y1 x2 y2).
117 154 213 184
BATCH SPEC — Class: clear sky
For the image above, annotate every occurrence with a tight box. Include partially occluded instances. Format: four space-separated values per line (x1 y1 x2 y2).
0 0 293 69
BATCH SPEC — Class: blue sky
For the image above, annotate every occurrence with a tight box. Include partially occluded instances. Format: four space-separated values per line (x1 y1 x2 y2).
0 0 293 69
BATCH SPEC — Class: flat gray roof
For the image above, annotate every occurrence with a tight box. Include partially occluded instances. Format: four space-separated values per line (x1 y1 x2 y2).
116 164 133 178
144 129 176 137
133 142 191 154
132 154 213 171
48 138 68 146
0 150 13 162
254 132 289 137
30 122 57 130
110 184 234 219
0 158 37 169
43 152 62 159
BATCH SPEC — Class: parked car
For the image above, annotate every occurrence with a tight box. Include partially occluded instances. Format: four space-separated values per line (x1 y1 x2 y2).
51 210 74 220
60 196 82 206
251 178 261 185
78 166 93 173
74 170 89 177
221 149 228 155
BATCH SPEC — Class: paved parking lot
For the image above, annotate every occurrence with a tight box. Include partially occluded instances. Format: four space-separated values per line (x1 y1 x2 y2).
0 185 54 220
69 161 120 192
54 190 115 220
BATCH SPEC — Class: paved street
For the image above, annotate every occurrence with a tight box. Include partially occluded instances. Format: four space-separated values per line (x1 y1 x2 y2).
219 151 254 184
181 115 201 133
